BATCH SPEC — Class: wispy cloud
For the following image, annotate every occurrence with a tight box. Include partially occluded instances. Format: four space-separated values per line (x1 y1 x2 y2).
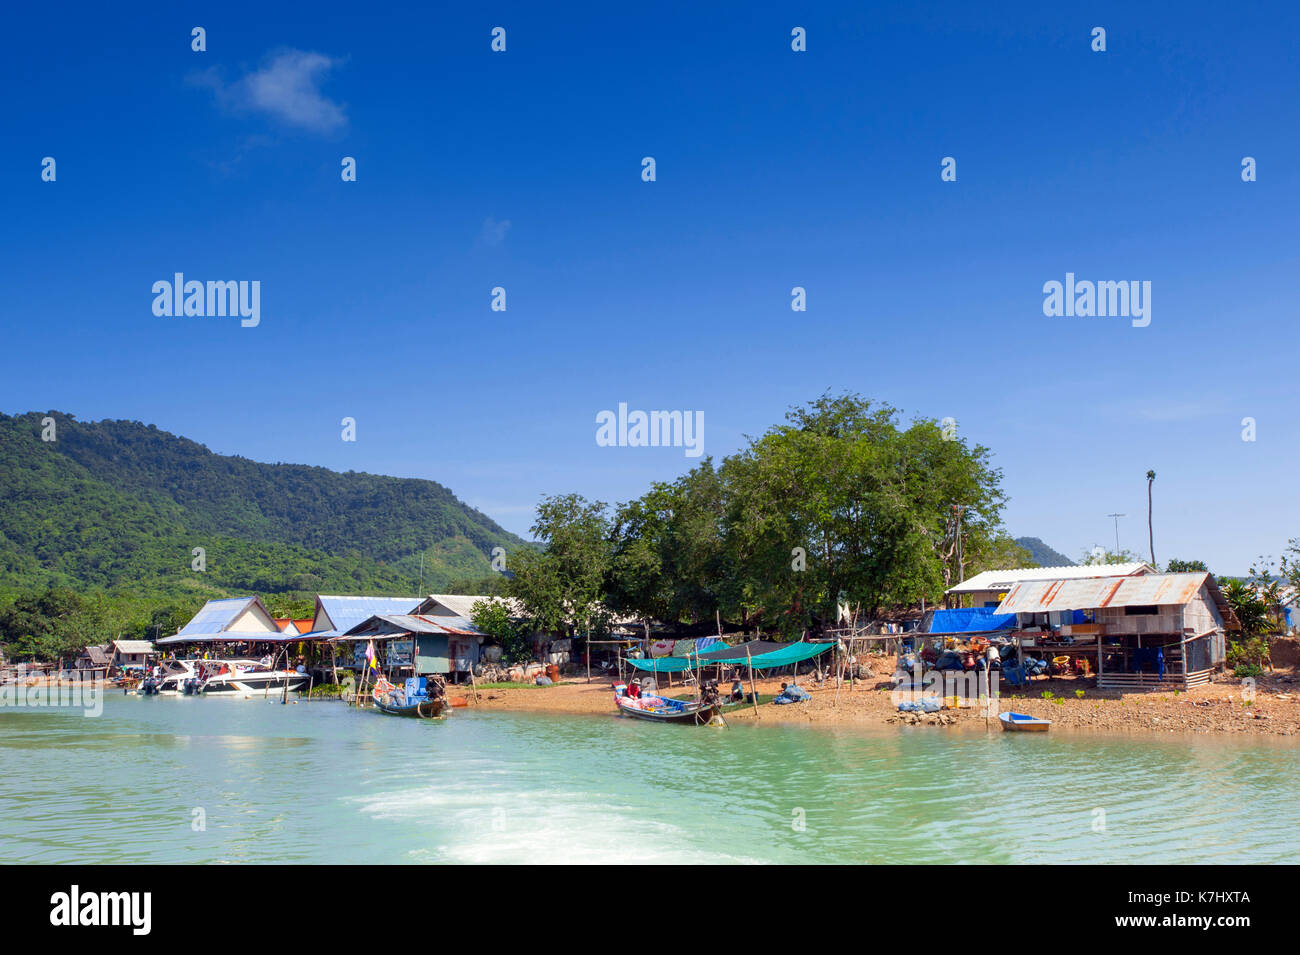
192 49 348 134
1135 398 1225 423
479 216 512 247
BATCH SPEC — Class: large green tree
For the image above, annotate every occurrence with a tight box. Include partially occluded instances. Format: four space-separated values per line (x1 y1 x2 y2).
506 494 612 637
603 394 1010 636
605 461 728 626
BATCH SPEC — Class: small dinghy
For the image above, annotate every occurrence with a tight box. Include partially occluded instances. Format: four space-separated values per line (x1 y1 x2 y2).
999 712 1050 732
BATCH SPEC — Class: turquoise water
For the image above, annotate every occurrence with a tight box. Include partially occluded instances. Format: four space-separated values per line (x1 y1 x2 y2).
1 694 1297 864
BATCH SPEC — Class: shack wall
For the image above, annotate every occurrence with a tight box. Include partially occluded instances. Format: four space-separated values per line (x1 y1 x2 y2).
415 634 451 674
1095 606 1183 636
1183 587 1225 636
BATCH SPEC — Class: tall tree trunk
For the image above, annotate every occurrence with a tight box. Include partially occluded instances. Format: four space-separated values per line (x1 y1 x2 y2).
1146 470 1156 567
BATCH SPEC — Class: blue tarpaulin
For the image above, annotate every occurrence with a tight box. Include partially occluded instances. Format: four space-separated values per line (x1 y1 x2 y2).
924 608 1017 633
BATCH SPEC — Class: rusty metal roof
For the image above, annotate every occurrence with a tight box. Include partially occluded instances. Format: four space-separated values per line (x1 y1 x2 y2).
995 572 1238 628
946 562 1151 594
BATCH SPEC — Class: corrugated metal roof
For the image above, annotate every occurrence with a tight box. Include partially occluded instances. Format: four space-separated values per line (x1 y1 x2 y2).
166 596 287 644
946 562 1152 595
421 594 492 617
113 640 155 654
174 597 257 636
317 595 421 634
157 629 306 646
336 613 483 640
995 572 1217 614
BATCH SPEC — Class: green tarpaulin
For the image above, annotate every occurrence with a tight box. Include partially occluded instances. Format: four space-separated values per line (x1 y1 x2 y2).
624 640 834 673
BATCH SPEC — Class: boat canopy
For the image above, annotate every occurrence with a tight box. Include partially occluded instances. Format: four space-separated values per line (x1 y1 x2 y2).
625 640 834 673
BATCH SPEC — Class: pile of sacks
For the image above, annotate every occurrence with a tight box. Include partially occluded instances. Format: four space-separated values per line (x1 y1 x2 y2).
896 696 943 713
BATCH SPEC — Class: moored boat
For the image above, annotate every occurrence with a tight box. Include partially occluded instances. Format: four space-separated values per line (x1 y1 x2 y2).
139 660 198 695
998 711 1051 732
371 676 449 719
182 659 310 696
614 682 722 725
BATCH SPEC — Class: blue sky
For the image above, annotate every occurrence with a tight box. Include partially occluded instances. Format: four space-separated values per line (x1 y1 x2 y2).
2 2 1297 574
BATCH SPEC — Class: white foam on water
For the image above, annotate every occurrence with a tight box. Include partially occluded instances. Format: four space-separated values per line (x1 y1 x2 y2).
351 785 768 864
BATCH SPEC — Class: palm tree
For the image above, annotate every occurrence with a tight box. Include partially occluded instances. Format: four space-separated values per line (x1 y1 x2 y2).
1146 470 1156 567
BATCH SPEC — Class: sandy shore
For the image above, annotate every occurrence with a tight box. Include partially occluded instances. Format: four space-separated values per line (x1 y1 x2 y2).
456 657 1300 737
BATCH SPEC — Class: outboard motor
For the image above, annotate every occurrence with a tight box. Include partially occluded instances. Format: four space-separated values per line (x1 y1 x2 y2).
140 677 160 695
182 677 202 695
700 679 720 707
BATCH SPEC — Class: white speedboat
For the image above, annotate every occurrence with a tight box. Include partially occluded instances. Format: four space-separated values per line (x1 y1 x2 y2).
183 659 310 696
139 660 198 695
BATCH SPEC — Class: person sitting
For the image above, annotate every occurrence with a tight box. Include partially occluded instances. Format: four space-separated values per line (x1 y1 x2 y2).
730 679 745 702
627 680 642 699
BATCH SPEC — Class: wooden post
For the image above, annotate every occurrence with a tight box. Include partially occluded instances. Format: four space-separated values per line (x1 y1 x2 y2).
833 641 842 708
982 666 990 731
745 646 759 717
281 645 291 704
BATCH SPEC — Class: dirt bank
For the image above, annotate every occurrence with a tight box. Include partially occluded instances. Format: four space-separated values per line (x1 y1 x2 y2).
457 657 1300 737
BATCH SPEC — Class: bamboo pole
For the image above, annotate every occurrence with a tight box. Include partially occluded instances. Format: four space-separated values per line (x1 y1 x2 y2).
982 666 990 731
281 646 291 704
833 641 842 708
745 646 759 717
467 656 481 703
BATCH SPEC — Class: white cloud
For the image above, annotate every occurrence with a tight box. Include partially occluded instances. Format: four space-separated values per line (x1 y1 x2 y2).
480 216 512 247
194 49 348 134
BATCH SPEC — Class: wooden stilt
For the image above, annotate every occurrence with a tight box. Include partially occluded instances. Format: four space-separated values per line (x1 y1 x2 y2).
746 646 759 717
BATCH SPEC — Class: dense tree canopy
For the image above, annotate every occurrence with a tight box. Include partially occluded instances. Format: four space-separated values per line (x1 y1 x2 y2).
507 394 1016 639
0 411 527 601
0 411 529 660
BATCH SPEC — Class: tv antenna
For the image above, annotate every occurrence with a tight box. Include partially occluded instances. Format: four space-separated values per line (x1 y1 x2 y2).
1106 513 1125 554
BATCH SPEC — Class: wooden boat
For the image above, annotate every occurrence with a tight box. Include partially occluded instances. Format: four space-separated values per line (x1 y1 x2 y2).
374 696 447 718
614 683 720 724
998 711 1050 732
372 676 449 719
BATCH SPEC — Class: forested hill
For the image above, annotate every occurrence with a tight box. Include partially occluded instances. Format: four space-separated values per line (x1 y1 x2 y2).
0 411 528 599
1014 536 1073 568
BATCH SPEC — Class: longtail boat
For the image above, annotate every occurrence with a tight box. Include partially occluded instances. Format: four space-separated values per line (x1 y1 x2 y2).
613 682 722 725
372 676 449 719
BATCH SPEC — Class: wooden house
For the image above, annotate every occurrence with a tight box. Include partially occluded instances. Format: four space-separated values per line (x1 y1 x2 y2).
995 572 1239 690
338 612 484 680
110 640 156 670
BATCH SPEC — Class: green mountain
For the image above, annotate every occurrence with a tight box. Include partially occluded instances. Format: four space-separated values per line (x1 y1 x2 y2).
0 411 528 601
1013 536 1073 568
